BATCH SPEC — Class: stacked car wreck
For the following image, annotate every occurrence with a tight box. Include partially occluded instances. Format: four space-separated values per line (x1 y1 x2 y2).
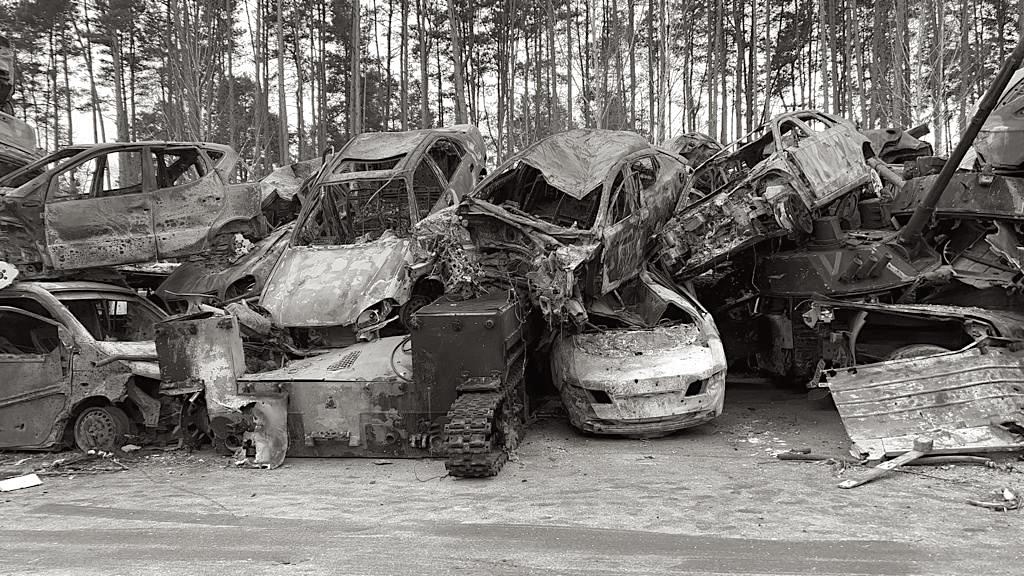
654 42 1024 460
6 41 1024 481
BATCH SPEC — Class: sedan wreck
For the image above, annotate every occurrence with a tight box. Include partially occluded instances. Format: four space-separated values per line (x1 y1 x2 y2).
0 142 265 277
551 273 726 436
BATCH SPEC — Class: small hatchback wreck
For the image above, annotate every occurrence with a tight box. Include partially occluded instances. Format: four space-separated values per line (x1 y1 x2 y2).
0 281 201 451
0 142 265 277
258 125 486 342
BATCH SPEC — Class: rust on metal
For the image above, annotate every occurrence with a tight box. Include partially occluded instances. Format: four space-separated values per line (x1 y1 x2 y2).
824 341 1024 460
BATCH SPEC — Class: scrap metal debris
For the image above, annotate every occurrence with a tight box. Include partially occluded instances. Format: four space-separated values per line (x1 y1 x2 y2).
838 437 933 489
967 487 1021 511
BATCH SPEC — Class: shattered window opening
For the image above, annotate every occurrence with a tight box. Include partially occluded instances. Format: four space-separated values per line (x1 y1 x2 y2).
59 296 161 342
52 150 147 201
412 157 447 219
298 177 413 245
336 157 403 174
427 139 466 180
155 148 206 188
631 156 659 191
609 172 635 224
0 299 58 354
479 164 601 229
53 157 101 200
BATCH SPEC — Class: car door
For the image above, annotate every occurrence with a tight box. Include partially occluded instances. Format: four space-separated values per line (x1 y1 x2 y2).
600 162 648 293
785 113 871 207
43 147 158 269
0 302 72 449
151 146 231 258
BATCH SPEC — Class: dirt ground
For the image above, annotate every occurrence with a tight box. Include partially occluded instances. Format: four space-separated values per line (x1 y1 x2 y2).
1 381 1022 576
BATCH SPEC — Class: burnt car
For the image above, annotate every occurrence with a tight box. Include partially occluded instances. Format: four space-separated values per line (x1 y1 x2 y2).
435 129 692 328
258 125 486 342
156 222 294 306
0 142 265 277
0 281 201 451
550 272 726 436
658 110 877 278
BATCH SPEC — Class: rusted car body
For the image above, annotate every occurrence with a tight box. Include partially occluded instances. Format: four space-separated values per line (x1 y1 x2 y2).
550 273 726 436
436 129 691 328
657 110 876 278
975 68 1024 172
155 309 287 467
0 111 39 179
0 281 200 451
259 158 322 227
0 142 264 277
861 126 933 165
823 340 1024 460
259 126 486 341
0 35 40 178
156 222 294 305
799 299 1024 383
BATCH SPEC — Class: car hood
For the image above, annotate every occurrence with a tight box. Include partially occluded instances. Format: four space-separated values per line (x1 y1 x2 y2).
559 324 727 392
260 237 415 328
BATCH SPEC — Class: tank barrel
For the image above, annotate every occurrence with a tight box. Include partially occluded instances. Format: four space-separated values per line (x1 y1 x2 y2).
898 35 1024 245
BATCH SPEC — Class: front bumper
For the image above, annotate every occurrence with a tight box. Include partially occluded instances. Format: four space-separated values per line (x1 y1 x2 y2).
559 371 727 436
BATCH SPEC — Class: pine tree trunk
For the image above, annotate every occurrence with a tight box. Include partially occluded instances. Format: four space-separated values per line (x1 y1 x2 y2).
277 0 288 164
418 0 430 129
400 0 409 130
448 0 468 123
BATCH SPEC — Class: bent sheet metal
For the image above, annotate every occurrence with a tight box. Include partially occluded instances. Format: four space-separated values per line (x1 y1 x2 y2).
824 341 1024 460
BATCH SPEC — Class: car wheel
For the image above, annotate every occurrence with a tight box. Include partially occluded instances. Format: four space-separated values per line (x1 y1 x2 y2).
73 406 129 452
400 293 437 329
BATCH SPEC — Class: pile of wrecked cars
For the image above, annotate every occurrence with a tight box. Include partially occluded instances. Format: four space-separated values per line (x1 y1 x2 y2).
6 44 1024 480
0 139 272 452
654 41 1024 461
151 126 729 477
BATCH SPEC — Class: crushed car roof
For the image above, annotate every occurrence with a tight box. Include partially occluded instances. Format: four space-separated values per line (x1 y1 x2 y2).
337 125 485 165
485 129 654 200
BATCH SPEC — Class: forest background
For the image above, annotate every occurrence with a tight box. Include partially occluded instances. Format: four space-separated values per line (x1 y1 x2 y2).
2 0 1022 176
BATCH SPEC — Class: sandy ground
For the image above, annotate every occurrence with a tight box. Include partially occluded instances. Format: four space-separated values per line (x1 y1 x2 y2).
1 382 1022 576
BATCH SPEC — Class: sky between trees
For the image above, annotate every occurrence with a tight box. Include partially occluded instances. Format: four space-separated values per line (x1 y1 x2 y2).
3 0 1022 175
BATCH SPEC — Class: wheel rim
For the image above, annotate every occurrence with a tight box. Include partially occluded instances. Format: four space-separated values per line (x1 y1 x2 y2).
75 408 121 451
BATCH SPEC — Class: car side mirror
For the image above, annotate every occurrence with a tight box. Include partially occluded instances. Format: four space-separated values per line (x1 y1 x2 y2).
57 325 77 351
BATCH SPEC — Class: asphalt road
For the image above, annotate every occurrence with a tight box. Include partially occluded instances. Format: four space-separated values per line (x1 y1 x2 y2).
1 383 1022 576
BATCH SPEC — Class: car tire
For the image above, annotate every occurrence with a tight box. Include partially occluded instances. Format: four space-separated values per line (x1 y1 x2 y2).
73 405 129 452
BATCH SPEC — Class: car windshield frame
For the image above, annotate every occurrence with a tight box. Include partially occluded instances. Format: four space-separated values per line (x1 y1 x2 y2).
56 291 166 343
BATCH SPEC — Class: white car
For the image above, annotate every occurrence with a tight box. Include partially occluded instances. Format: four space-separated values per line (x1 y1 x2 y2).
550 273 727 436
